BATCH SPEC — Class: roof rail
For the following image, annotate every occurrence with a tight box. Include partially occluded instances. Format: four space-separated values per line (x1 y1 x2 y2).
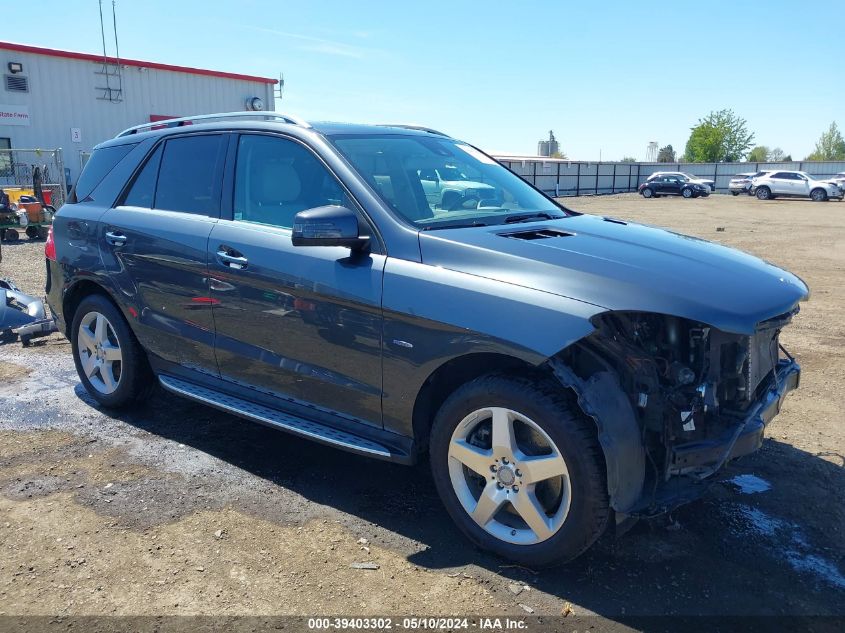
378 124 450 137
116 111 311 137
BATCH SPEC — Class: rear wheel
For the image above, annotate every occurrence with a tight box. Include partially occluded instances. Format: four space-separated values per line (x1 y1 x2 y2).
71 294 153 408
2 228 19 242
25 226 39 239
641 187 654 198
810 188 828 202
756 186 772 200
430 374 609 567
731 191 740 196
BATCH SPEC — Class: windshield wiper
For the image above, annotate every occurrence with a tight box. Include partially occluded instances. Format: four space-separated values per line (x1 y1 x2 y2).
504 212 559 224
421 221 489 231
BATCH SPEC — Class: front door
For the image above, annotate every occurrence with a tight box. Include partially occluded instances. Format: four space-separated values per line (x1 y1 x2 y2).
209 133 385 427
99 133 228 373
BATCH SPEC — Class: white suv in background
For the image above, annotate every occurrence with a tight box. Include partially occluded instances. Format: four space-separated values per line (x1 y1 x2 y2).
752 170 843 202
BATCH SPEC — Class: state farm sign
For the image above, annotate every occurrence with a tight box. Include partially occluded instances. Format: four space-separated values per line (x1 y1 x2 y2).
0 105 30 126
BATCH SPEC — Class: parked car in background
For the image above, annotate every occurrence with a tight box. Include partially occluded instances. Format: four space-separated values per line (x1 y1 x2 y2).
647 172 715 193
752 171 844 201
417 166 498 210
639 175 709 199
46 111 808 567
729 171 771 196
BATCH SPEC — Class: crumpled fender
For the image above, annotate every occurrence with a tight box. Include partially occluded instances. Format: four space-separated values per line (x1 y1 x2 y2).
549 359 645 513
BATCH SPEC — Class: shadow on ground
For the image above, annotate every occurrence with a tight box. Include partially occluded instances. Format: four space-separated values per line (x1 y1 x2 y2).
81 385 845 619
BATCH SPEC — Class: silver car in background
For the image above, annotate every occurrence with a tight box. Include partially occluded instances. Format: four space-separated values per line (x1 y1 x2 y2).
728 171 769 196
752 170 844 201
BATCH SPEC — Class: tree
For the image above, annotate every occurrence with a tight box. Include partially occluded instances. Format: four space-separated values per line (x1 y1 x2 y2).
620 156 637 163
657 144 676 163
549 150 568 159
683 109 754 162
768 147 785 162
805 122 845 161
782 154 792 162
747 146 770 162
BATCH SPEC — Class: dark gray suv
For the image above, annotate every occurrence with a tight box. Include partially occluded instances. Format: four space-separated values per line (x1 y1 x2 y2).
46 112 808 566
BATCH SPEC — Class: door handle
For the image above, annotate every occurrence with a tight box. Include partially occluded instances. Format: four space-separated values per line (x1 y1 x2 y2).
216 248 248 270
105 230 127 246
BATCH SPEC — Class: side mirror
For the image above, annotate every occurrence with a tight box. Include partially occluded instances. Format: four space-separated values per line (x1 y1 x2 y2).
292 205 370 250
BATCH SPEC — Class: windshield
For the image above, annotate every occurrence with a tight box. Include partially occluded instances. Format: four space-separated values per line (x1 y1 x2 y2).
330 134 566 230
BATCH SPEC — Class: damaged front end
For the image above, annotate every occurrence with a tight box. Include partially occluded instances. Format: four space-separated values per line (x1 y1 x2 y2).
551 309 801 516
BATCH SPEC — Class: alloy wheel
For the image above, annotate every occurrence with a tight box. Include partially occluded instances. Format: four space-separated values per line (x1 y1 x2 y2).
77 311 123 394
447 407 571 545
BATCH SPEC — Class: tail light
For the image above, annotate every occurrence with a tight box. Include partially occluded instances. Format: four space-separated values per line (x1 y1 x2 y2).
45 225 57 261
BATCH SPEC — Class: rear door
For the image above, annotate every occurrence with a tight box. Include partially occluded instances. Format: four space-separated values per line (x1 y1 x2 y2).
208 133 385 427
768 172 791 195
99 133 228 373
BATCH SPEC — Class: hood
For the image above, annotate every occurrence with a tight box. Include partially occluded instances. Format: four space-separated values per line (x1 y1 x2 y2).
418 213 809 334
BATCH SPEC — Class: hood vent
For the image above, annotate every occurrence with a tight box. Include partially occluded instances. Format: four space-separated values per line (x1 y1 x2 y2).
602 216 627 225
500 228 573 241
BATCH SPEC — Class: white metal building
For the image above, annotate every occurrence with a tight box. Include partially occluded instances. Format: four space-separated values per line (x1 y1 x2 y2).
0 41 277 183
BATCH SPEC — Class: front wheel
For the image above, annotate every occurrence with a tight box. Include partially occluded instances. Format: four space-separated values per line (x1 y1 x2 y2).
731 191 740 196
429 374 609 567
682 187 694 198
810 188 828 202
71 294 153 408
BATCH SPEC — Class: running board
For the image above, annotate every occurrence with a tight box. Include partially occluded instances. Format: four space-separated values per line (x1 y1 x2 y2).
158 375 394 460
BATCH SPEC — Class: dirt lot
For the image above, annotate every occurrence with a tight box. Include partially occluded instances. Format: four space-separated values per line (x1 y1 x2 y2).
0 193 843 627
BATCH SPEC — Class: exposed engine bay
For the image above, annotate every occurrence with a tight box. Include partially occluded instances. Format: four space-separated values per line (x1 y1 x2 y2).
554 309 798 515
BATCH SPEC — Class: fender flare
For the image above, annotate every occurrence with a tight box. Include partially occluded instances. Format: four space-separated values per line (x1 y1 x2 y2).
549 358 645 513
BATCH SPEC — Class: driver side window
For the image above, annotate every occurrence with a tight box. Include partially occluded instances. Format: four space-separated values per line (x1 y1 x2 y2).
234 135 352 229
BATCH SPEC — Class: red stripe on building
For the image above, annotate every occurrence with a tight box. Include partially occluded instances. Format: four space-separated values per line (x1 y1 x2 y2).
0 41 278 85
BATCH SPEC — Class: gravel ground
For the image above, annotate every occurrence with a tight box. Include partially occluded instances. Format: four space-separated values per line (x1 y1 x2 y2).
0 193 843 625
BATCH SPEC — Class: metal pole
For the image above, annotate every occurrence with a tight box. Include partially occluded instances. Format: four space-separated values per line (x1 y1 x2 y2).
55 148 66 207
612 163 617 194
576 162 581 196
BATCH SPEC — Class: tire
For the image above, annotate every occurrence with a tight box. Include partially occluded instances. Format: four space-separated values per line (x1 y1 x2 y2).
756 186 772 200
731 191 739 196
70 294 153 408
3 228 19 242
429 373 609 567
810 188 827 202
681 187 694 198
25 226 39 239
641 187 654 198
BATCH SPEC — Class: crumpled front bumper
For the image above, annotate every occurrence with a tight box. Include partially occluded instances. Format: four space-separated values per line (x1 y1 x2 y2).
624 359 800 516
668 359 800 476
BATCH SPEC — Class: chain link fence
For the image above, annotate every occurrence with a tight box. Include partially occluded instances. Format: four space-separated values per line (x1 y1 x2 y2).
0 148 67 209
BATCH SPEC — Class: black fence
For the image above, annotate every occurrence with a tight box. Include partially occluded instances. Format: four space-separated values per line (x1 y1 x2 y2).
494 157 845 196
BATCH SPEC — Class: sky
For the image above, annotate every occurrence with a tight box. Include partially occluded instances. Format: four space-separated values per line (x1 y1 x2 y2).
5 0 843 160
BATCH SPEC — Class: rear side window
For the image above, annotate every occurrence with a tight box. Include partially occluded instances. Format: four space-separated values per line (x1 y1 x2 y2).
154 135 226 216
123 145 163 208
68 143 136 203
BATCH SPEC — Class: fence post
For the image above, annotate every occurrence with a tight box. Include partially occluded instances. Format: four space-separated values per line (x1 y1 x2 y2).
612 163 617 194
55 148 66 207
556 161 561 197
576 162 581 196
595 163 599 195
